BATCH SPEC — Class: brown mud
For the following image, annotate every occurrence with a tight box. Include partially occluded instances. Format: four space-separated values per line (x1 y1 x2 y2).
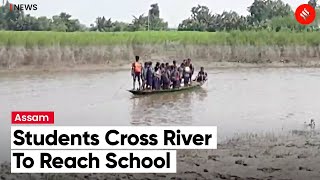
1 130 320 179
1 45 320 73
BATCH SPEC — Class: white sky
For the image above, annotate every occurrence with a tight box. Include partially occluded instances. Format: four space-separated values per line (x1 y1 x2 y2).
8 0 305 28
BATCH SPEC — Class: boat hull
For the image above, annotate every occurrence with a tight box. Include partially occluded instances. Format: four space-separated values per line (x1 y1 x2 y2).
128 82 204 95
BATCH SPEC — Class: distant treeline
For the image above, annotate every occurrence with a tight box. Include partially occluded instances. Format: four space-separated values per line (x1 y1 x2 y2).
0 0 319 32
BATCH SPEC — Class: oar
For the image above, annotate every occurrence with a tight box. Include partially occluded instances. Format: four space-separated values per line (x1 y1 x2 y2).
112 78 130 99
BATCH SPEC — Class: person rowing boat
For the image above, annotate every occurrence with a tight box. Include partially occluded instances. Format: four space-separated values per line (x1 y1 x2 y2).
195 67 208 83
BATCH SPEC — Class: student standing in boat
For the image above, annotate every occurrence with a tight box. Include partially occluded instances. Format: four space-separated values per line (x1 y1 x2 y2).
160 63 165 89
146 62 153 89
182 59 187 68
131 56 142 90
183 64 191 86
179 63 185 85
187 58 194 84
171 61 180 89
172 60 177 69
168 65 174 88
141 62 148 89
153 62 161 90
162 63 171 89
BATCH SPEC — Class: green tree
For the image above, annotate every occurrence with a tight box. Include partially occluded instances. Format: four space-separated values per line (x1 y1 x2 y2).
178 5 213 31
179 5 248 31
148 3 168 30
51 15 67 31
94 16 113 32
0 4 9 29
50 13 81 32
112 21 129 31
2 2 24 30
132 14 148 31
20 14 38 30
248 0 292 25
58 12 81 32
308 0 317 8
37 16 52 31
178 18 199 31
268 15 301 31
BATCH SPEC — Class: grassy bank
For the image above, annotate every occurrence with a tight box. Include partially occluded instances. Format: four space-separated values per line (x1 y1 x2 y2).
1 31 320 47
1 31 320 70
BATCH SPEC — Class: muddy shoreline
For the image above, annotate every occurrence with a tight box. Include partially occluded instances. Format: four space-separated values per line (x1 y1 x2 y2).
1 61 320 74
1 45 320 73
1 130 319 179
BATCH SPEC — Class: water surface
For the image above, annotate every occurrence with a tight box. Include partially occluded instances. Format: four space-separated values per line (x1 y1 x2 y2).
1 68 320 161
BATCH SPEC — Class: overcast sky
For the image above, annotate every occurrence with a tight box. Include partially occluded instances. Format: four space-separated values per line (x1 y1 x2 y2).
8 0 304 28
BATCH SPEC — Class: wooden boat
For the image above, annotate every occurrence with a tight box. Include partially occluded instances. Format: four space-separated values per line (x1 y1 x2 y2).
128 81 205 95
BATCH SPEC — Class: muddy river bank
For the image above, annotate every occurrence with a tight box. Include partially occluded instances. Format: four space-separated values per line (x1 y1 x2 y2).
1 130 320 179
2 45 320 71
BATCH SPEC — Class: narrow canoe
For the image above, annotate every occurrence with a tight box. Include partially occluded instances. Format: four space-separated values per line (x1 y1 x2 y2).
128 82 205 95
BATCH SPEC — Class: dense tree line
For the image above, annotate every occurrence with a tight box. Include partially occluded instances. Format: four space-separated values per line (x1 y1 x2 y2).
0 2 85 31
89 4 168 32
178 0 319 31
0 0 319 32
0 2 167 32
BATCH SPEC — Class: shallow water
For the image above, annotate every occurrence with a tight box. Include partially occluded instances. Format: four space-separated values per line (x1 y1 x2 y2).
1 68 320 161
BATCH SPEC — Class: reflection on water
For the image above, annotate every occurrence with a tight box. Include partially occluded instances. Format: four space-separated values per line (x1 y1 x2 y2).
1 68 320 161
130 89 208 125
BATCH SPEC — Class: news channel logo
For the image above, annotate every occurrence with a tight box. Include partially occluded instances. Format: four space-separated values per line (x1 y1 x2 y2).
295 3 317 25
0 1 38 11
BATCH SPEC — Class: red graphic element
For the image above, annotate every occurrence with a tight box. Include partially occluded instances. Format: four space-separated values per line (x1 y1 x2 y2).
295 4 316 25
11 111 54 124
9 3 12 11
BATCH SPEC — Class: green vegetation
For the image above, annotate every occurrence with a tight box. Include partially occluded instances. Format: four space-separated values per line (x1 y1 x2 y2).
0 3 167 32
1 31 320 47
1 0 320 48
0 0 319 32
178 1 317 32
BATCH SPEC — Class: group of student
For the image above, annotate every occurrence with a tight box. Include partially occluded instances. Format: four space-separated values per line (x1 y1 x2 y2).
131 56 207 90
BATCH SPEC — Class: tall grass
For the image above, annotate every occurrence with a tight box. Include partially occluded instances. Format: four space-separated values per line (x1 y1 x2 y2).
0 31 320 47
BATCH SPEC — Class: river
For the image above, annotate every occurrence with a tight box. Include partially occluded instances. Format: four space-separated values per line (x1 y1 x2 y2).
1 67 320 161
